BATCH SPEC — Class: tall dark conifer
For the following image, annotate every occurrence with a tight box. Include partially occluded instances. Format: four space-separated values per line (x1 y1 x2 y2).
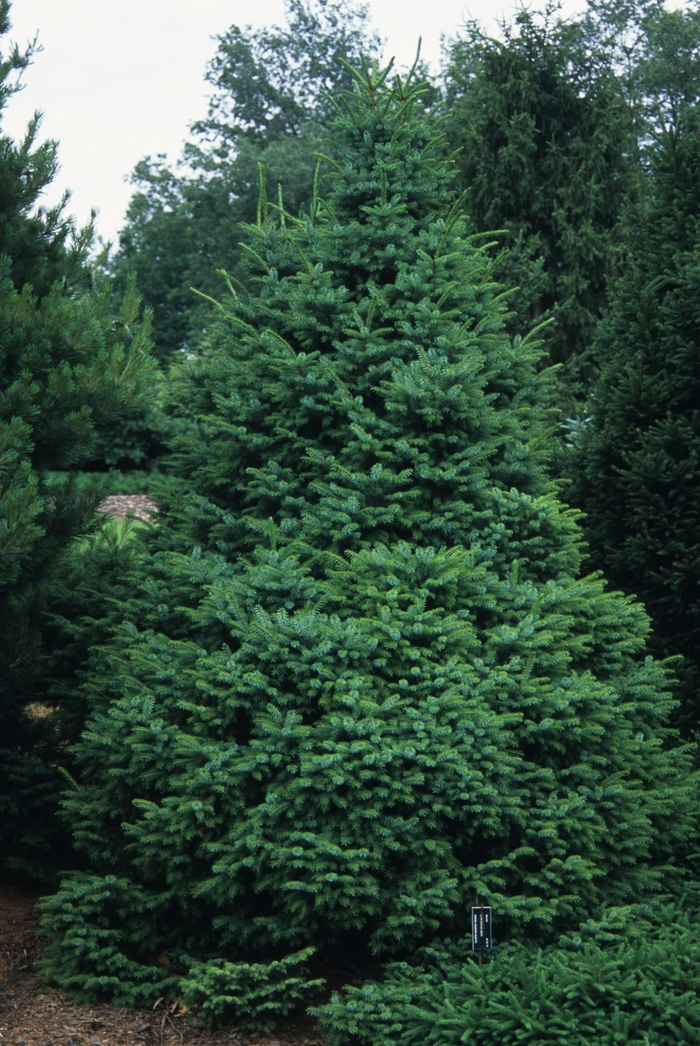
0 0 154 878
41 63 693 1027
443 7 636 409
567 127 700 735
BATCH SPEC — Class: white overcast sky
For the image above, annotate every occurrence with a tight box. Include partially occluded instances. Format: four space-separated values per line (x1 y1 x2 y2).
2 0 564 246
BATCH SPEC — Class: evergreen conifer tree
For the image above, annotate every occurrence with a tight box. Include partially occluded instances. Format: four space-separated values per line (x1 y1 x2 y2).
443 6 636 409
567 127 700 735
0 0 154 878
41 62 694 1025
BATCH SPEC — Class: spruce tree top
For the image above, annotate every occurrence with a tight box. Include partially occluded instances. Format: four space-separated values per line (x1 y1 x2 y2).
182 58 565 573
43 62 694 1014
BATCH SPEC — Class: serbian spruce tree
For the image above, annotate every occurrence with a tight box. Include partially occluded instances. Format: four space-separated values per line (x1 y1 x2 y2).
567 127 700 735
0 0 154 878
41 63 694 1024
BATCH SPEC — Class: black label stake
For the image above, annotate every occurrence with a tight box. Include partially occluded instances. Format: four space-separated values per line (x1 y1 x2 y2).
472 904 492 967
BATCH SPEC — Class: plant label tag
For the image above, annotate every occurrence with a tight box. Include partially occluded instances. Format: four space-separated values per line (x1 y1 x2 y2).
471 906 492 950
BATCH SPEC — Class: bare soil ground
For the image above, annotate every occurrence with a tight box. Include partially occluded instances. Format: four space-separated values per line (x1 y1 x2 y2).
98 496 158 522
0 881 340 1046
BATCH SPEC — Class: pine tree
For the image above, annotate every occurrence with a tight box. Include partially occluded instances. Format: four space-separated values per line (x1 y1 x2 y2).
0 0 155 878
41 61 694 1026
567 127 700 736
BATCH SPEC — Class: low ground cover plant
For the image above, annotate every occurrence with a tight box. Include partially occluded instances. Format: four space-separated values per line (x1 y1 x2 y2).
317 905 700 1045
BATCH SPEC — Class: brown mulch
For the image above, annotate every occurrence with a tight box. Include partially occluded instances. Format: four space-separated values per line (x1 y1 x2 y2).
98 495 158 522
0 879 366 1046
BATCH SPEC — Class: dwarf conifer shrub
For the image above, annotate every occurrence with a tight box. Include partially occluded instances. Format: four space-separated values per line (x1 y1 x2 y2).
180 948 324 1028
40 61 695 1025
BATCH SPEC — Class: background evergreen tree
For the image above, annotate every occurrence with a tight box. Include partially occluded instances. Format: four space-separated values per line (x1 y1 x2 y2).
0 0 155 879
442 5 637 410
71 361 185 493
442 0 700 413
566 126 700 737
41 61 694 1027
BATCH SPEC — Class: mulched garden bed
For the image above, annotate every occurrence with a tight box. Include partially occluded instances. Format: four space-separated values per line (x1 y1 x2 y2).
98 495 158 522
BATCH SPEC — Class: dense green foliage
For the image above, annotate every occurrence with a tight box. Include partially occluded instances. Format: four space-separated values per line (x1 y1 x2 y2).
1 0 697 1039
0 1 155 878
73 360 192 491
101 0 381 480
180 948 324 1028
110 0 700 413
443 8 636 407
39 61 695 1027
442 0 700 411
567 127 700 735
316 905 700 1045
110 0 380 363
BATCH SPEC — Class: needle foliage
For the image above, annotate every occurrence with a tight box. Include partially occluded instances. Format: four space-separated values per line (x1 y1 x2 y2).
566 126 700 736
0 0 155 879
40 60 695 1027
